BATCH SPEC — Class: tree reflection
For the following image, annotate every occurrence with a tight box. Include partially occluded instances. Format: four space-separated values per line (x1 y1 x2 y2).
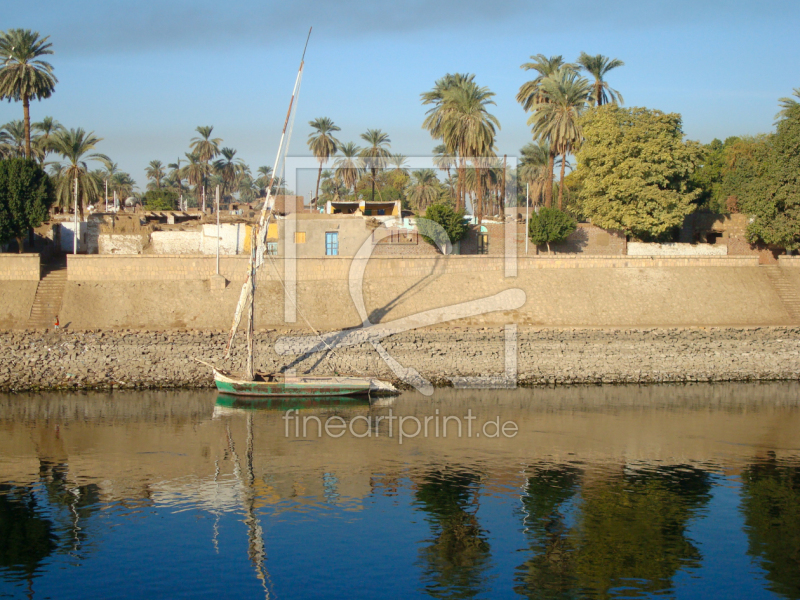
0 484 56 580
741 452 800 599
515 464 712 599
414 468 491 599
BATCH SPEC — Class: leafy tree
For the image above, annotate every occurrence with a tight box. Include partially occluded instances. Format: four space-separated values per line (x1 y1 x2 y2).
775 88 800 124
577 105 702 241
528 206 577 253
0 158 55 252
0 29 57 160
740 105 800 251
417 202 468 253
689 137 740 213
576 52 624 107
142 188 178 211
308 118 341 208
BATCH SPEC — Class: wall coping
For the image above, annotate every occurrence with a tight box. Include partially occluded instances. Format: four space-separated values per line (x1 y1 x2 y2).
777 256 800 265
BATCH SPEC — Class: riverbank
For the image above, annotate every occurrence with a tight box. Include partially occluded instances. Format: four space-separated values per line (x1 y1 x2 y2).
1 326 798 392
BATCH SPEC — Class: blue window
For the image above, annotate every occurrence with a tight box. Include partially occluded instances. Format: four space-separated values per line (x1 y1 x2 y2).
325 232 339 256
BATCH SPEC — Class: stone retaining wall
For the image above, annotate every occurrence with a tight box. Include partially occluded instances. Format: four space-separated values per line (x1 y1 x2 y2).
1 326 798 392
65 254 760 282
0 254 39 281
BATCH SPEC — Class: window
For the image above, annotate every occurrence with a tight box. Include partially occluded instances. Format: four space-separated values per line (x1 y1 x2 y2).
267 242 278 256
294 232 306 244
478 233 489 255
326 232 339 256
267 223 278 239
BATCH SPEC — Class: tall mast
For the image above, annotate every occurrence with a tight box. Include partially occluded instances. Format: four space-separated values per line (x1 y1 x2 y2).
226 28 312 362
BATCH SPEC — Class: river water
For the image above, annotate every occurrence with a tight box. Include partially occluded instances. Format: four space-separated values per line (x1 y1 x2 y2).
1 383 800 599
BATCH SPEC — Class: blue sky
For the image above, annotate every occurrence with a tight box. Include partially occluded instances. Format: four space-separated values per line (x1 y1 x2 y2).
3 0 799 195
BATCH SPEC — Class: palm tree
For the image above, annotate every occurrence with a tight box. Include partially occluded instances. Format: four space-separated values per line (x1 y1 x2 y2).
213 147 244 196
576 52 624 107
0 29 58 160
167 157 184 196
145 160 165 190
518 141 553 207
432 144 455 179
307 117 341 208
437 80 500 220
183 152 209 202
255 165 273 197
775 88 800 123
50 128 109 215
189 125 221 194
32 116 63 162
333 142 362 195
517 55 574 208
389 154 409 175
359 129 391 201
527 69 592 210
407 169 442 211
0 120 27 157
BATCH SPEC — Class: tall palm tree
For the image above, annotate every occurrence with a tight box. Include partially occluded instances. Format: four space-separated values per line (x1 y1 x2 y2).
359 129 391 201
389 154 409 175
0 29 57 160
528 70 592 210
775 88 800 123
183 152 208 201
307 117 341 208
145 160 165 190
518 141 553 207
32 116 63 163
432 144 455 179
407 169 442 211
576 52 624 107
333 142 362 195
517 55 574 208
255 165 273 197
189 125 221 193
50 128 109 215
438 80 500 220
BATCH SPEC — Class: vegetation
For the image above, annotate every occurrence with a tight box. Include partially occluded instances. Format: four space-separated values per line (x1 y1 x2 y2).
142 188 178 211
0 29 57 159
528 206 577 253
417 203 468 253
577 106 702 241
307 117 341 208
0 158 55 251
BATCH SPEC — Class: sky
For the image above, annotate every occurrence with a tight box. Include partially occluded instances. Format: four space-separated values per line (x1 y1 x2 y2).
3 0 799 198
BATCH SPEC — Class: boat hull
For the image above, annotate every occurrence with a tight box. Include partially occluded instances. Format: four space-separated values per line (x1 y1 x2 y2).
214 371 372 397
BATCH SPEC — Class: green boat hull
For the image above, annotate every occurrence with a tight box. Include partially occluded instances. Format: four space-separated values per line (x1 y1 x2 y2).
214 370 372 397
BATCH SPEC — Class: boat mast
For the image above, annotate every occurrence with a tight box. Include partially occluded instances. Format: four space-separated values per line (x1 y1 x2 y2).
226 27 312 362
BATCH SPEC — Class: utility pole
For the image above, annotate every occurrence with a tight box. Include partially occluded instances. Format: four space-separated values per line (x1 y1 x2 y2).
104 179 108 212
202 186 206 213
73 178 79 254
216 185 221 275
525 183 529 256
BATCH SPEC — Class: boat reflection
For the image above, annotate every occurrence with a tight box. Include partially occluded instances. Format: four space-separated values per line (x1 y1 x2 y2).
213 393 373 415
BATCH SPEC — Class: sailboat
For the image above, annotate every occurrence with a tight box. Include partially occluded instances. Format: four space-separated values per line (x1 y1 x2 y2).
199 30 393 398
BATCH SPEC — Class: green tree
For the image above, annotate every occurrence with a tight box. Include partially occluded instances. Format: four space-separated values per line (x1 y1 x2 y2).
359 129 391 202
0 120 27 159
0 158 55 252
49 128 109 215
417 203 468 253
0 29 57 160
32 116 63 163
527 69 592 210
528 206 577 253
307 117 341 208
739 105 800 251
577 105 702 241
142 188 178 211
775 88 800 123
213 147 244 197
576 52 624 107
189 125 221 193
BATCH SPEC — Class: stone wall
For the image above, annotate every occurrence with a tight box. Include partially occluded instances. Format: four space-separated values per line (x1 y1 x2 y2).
460 223 627 256
1 326 799 392
0 254 39 280
628 242 728 256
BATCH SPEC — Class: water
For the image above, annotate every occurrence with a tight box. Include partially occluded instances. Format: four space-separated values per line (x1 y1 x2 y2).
1 383 800 599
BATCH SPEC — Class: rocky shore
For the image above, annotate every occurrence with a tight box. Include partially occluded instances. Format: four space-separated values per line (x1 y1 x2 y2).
1 326 799 392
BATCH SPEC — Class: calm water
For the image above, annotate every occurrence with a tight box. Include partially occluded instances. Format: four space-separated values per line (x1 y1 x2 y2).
2 383 800 599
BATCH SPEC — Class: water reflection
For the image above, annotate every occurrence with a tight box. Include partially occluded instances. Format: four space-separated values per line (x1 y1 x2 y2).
0 384 799 599
741 452 800 600
414 468 491 598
